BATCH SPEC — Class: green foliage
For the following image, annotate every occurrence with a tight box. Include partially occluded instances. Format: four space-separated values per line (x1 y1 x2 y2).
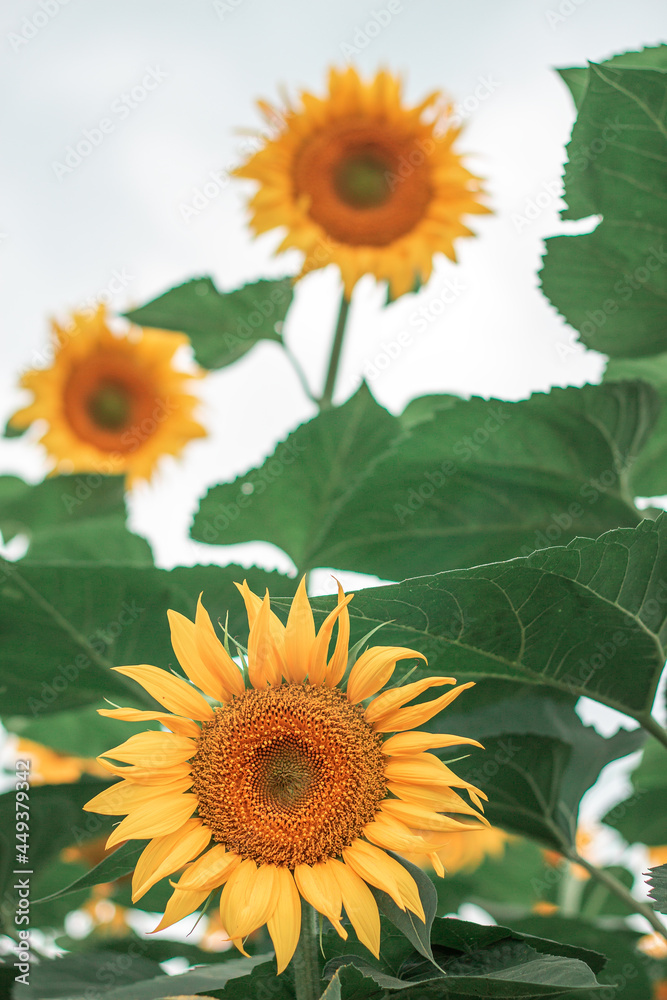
605 354 667 495
541 48 667 357
124 276 293 369
307 515 667 721
193 381 656 577
0 561 295 716
603 738 667 844
0 474 152 564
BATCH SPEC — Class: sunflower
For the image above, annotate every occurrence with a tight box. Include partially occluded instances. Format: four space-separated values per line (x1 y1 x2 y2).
9 306 205 485
84 579 487 973
235 66 490 299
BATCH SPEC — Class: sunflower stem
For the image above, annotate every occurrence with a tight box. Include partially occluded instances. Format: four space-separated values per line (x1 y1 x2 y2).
564 847 667 939
319 293 351 410
639 713 667 753
292 901 321 1000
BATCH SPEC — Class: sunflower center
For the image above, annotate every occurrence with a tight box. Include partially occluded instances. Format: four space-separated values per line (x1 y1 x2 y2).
333 153 391 209
191 684 387 868
86 381 132 430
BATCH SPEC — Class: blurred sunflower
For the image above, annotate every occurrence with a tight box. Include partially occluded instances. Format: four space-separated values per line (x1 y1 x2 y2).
14 737 107 785
235 66 490 299
9 306 206 485
85 579 487 973
403 823 509 876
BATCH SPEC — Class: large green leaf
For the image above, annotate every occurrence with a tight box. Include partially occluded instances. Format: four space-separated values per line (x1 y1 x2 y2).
541 57 667 357
603 738 667 845
0 474 152 564
323 917 607 997
192 383 400 566
0 561 295 716
306 514 667 724
0 778 112 931
193 382 654 578
605 355 667 495
124 276 293 370
506 917 652 1000
34 840 143 905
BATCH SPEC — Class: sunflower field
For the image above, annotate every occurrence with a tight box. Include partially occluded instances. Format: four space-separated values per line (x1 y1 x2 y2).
1 5 667 1000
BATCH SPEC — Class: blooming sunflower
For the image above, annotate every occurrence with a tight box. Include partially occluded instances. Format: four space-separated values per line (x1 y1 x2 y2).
84 579 487 972
235 66 490 299
9 306 205 485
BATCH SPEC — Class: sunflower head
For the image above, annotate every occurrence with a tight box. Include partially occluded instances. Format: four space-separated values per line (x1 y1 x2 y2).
235 66 490 299
84 579 486 973
9 306 206 485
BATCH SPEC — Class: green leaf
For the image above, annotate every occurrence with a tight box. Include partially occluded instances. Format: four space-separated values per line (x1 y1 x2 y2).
193 381 655 578
14 949 166 999
603 738 667 845
124 276 292 370
369 852 438 962
307 514 667 723
208 955 292 998
506 916 652 1000
0 561 295 716
192 383 400 568
34 840 144 905
324 917 607 997
0 778 112 929
605 355 667 495
647 864 667 913
98 954 272 1000
541 59 667 357
0 474 152 564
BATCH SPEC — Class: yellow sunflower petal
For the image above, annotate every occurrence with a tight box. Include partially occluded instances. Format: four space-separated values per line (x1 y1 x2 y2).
97 707 200 738
381 731 484 755
365 675 455 723
132 820 211 902
324 581 351 688
308 587 353 686
195 595 245 697
95 758 192 784
112 664 214 720
386 780 484 814
342 839 423 919
347 646 427 704
98 731 197 767
152 886 210 933
235 580 287 672
284 577 316 683
267 867 302 974
219 860 279 948
106 794 197 849
380 798 489 832
294 862 347 939
374 682 476 733
248 591 283 688
329 858 381 958
175 845 242 892
167 609 230 702
83 775 192 815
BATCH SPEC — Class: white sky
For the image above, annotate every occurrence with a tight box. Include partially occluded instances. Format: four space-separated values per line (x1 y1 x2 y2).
0 0 664 587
